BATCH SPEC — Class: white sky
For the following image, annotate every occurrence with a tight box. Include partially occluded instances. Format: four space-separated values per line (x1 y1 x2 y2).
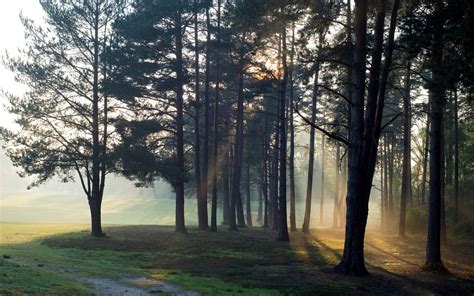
0 0 44 130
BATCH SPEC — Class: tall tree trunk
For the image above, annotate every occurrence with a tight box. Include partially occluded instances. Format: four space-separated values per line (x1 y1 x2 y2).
269 156 275 226
210 0 221 232
202 2 211 231
388 135 394 224
333 144 341 228
302 70 320 234
258 172 263 224
222 151 230 225
383 136 389 228
340 156 347 228
424 7 446 268
336 0 369 275
271 104 280 231
258 147 264 224
380 147 385 230
175 10 186 233
278 27 289 242
263 132 269 228
320 135 326 225
421 102 430 205
194 1 208 230
289 22 297 232
230 47 246 230
399 59 412 238
338 0 400 275
453 87 459 222
440 111 447 243
341 0 351 232
90 3 103 237
246 160 253 226
425 86 446 270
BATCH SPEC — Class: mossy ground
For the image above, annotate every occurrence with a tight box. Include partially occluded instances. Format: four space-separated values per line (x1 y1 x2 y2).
1 223 473 295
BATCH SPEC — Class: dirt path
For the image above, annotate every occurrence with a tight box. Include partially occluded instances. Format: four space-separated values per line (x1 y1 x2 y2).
82 277 201 296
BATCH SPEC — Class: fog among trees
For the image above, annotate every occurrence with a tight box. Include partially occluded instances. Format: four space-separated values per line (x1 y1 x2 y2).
0 0 473 294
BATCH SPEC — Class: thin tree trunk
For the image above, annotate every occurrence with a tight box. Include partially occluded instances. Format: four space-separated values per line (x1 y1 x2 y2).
222 151 230 225
383 135 389 228
421 103 430 205
175 9 186 233
258 144 265 224
320 135 326 225
388 136 394 224
333 144 341 228
90 2 104 237
277 27 289 242
210 0 221 232
263 130 269 228
440 110 447 243
453 87 459 222
201 2 211 231
246 160 253 226
271 103 280 231
399 59 412 238
194 1 208 230
258 171 263 224
269 156 275 226
302 70 319 234
289 22 297 232
230 43 246 230
380 147 385 230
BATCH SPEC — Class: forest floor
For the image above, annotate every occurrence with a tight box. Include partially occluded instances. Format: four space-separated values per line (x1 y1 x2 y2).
1 223 473 295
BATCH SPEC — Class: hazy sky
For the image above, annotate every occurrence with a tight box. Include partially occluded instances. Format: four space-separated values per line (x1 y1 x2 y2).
0 0 45 130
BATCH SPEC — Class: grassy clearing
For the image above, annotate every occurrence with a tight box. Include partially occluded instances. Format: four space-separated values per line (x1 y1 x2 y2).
1 223 473 295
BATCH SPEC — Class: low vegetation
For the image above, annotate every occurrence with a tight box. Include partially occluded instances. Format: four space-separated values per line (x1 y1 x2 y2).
1 223 473 295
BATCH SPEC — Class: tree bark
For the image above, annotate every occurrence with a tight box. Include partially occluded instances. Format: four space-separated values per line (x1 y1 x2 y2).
263 131 269 228
246 160 253 227
388 136 394 223
424 10 446 268
278 27 289 242
210 0 221 232
421 102 430 205
440 111 447 244
175 9 186 234
453 87 459 222
271 102 280 231
333 144 341 228
222 151 230 225
399 59 412 237
194 1 208 231
383 136 389 229
302 70 319 234
320 135 326 225
230 48 246 230
289 22 297 232
90 2 104 237
202 1 211 231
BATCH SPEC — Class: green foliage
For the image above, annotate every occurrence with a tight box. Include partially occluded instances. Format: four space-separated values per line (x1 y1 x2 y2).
0 1 124 194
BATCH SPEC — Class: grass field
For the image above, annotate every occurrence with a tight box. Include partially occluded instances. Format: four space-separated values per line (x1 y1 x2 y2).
1 223 473 295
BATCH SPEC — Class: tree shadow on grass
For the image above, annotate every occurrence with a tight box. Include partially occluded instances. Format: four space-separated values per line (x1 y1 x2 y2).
304 230 474 295
3 224 474 295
